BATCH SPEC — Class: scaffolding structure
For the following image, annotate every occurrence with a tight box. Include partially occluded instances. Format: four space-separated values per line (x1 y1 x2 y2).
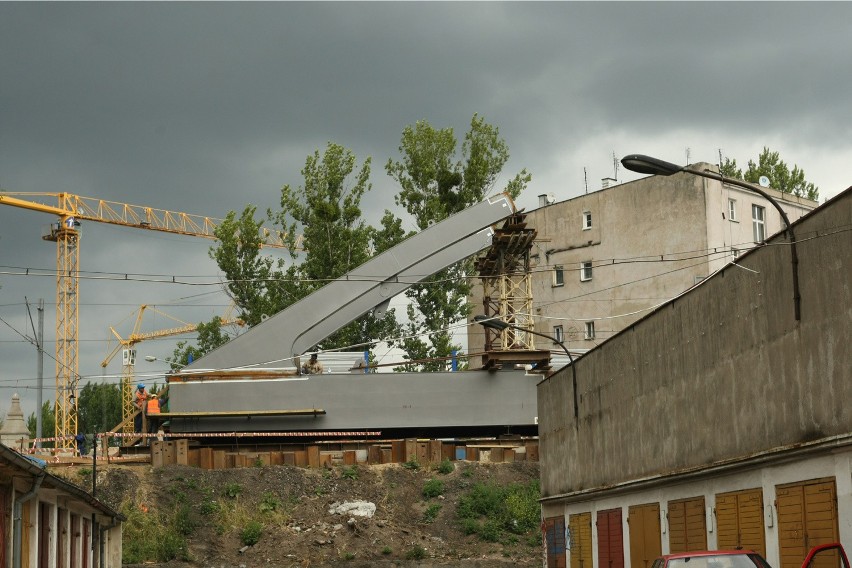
475 212 550 370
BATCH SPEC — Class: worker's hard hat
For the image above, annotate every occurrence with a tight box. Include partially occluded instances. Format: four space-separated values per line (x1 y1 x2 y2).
137 383 145 389
151 394 158 398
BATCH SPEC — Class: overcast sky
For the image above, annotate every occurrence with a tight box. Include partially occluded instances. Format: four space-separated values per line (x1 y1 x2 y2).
2 2 851 421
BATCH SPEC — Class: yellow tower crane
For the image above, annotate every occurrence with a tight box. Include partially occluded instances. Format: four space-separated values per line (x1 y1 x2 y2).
0 192 295 448
100 304 244 434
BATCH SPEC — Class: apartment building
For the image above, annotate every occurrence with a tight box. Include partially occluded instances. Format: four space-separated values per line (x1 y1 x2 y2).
471 165 817 357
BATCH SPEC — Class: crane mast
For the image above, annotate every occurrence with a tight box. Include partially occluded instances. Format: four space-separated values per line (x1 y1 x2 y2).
1 191 289 448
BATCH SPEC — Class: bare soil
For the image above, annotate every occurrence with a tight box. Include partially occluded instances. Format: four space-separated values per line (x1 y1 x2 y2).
80 459 542 567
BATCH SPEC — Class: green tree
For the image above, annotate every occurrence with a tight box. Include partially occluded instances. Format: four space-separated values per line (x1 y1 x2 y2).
170 316 233 370
720 147 819 200
384 114 531 370
76 381 122 434
27 401 55 446
210 142 400 355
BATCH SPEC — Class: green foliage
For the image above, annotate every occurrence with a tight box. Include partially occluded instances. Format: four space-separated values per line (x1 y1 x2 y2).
381 546 393 555
342 551 355 561
121 501 190 563
170 317 234 370
199 499 220 516
402 458 421 470
721 147 819 200
240 520 263 546
26 401 55 445
224 483 243 499
172 504 196 536
423 502 442 523
405 545 428 560
436 458 454 474
210 143 400 353
456 480 541 542
386 114 530 371
253 456 265 468
341 465 358 480
259 492 280 513
76 381 122 434
422 478 444 498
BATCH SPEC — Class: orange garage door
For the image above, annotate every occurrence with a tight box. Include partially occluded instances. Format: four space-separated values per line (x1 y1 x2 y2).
668 496 707 553
715 488 766 557
776 477 839 568
628 503 661 568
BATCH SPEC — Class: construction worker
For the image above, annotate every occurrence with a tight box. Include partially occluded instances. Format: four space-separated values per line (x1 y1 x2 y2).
301 353 324 375
146 394 161 435
134 383 149 434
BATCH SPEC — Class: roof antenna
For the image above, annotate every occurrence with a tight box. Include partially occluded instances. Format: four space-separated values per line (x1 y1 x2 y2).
612 152 619 181
584 167 588 194
685 147 691 165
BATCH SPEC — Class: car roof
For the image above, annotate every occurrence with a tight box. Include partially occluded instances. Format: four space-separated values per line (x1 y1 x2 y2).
660 551 759 560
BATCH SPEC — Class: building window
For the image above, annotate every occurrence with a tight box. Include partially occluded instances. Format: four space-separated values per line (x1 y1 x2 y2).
728 199 737 222
553 325 564 343
553 265 564 287
584 321 595 340
582 210 592 230
752 204 766 242
580 261 593 282
731 247 740 259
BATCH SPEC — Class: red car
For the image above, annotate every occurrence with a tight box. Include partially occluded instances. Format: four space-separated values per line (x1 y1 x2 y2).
651 544 849 568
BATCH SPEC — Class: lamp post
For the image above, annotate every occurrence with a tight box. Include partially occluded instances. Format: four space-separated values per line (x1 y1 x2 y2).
621 154 801 322
473 315 579 419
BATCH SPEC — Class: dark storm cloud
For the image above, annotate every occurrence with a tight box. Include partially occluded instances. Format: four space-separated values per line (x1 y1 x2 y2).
2 2 851 418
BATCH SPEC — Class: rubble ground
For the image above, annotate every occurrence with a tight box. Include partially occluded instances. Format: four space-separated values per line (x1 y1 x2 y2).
79 459 542 567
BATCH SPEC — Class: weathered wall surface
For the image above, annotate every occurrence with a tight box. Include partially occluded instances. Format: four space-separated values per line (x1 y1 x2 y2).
538 189 851 498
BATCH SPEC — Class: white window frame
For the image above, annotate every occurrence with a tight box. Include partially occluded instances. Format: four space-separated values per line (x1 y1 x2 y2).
728 198 738 222
731 247 740 259
584 321 595 340
582 210 592 230
553 265 564 287
580 261 593 282
553 325 564 344
752 204 766 242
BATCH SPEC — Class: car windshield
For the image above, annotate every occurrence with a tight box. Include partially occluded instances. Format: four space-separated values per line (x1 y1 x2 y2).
668 554 766 568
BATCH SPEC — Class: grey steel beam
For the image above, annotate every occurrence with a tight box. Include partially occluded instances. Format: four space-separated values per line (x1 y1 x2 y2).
188 193 516 371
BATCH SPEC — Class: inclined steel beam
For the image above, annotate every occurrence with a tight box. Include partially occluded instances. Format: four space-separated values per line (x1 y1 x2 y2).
188 193 516 371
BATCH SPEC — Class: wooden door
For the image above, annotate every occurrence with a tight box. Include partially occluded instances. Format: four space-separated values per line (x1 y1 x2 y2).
628 503 662 568
716 488 766 557
545 515 568 568
597 508 624 568
777 478 839 568
570 512 593 568
668 497 707 553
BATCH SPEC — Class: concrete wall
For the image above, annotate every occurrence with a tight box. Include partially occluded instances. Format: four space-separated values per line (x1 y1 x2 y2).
538 188 851 498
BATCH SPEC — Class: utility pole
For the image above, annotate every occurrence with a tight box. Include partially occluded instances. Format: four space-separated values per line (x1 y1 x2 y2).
26 297 46 447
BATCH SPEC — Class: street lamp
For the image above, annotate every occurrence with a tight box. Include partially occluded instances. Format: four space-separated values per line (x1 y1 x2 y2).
473 315 579 419
621 154 801 321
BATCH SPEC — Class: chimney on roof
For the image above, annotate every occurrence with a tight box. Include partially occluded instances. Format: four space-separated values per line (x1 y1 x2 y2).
601 177 617 189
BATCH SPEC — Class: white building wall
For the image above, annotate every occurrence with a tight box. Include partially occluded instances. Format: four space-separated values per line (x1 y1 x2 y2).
555 450 851 568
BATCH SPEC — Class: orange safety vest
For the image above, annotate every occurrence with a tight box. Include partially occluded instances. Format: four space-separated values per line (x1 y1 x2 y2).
147 398 160 414
135 390 148 409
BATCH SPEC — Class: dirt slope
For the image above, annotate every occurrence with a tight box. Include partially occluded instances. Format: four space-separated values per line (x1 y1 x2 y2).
85 460 542 567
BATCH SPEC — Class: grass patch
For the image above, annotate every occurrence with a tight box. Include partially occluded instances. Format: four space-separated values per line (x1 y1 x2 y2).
422 478 444 498
435 459 454 474
240 520 263 546
423 502 442 523
456 480 540 543
405 545 427 560
341 465 358 480
121 500 190 563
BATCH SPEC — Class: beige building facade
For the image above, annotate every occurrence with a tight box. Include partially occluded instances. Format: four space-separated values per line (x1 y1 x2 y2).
470 166 817 360
536 187 851 568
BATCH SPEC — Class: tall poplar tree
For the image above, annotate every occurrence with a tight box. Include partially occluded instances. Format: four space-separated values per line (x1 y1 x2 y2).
720 147 819 200
384 114 531 371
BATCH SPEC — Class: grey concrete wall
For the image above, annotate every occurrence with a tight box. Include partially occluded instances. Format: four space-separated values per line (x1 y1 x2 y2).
168 368 539 432
538 188 851 498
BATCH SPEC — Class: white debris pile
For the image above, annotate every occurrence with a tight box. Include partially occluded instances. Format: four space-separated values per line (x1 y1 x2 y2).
327 501 376 518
